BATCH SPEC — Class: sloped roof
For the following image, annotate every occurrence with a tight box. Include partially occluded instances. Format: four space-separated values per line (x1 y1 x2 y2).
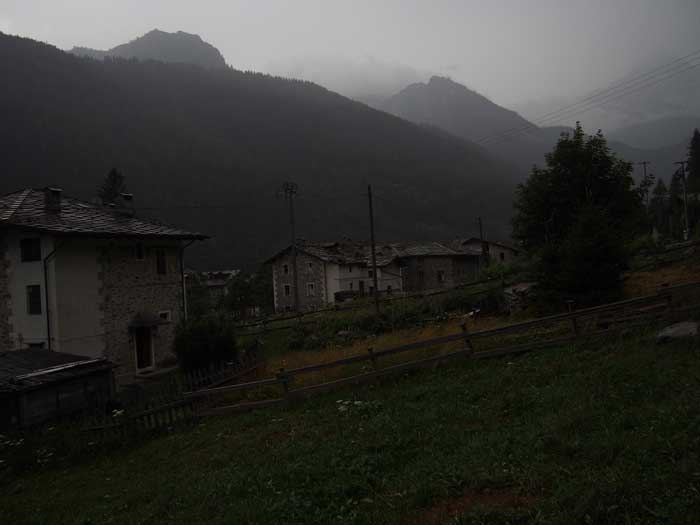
0 189 207 240
458 237 518 252
267 239 481 266
0 349 114 393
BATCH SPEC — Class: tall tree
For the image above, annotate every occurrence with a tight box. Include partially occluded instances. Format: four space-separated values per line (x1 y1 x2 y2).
513 123 644 298
98 168 127 205
688 128 700 194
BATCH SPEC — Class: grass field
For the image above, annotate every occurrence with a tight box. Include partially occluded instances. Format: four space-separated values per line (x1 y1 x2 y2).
2 324 699 524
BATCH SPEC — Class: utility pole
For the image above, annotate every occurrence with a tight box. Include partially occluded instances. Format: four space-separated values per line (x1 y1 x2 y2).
478 216 489 269
674 161 690 241
282 182 300 312
637 161 651 207
367 184 380 314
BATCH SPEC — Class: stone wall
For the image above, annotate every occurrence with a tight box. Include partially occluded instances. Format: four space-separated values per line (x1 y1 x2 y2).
99 242 183 379
401 256 456 292
273 252 326 313
0 233 11 352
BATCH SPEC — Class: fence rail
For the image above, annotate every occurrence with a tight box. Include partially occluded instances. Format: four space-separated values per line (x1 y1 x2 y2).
235 278 504 333
89 281 700 430
187 281 700 416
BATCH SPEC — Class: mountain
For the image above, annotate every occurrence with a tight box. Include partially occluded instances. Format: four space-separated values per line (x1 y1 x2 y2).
376 76 692 182
608 116 700 150
69 29 227 69
1 33 519 269
374 76 572 171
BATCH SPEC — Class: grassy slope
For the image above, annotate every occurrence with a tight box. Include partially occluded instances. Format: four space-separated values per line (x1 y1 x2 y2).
2 328 700 524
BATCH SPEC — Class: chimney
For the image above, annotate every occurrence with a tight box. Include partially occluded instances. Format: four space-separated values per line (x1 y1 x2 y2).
44 187 62 213
120 193 135 217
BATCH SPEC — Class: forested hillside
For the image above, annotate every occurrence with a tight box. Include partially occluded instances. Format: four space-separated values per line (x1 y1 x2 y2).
0 33 519 268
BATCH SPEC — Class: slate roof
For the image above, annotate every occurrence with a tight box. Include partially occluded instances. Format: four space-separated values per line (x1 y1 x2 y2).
0 349 114 393
267 239 481 266
0 189 207 240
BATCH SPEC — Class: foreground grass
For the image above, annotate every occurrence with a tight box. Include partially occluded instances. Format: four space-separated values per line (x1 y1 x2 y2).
2 329 700 524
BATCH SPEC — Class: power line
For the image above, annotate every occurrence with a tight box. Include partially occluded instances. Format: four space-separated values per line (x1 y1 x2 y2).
474 51 700 148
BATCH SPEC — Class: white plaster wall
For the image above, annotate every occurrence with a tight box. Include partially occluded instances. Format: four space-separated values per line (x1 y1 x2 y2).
324 263 341 304
54 240 103 358
6 230 55 349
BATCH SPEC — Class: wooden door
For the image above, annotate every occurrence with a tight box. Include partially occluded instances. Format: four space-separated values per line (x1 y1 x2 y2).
134 327 153 370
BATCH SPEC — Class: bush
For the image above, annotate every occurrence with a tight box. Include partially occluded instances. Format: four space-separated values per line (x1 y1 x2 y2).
173 314 238 371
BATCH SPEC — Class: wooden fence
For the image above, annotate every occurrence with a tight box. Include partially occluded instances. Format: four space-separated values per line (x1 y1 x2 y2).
237 280 504 337
83 346 264 436
188 281 700 417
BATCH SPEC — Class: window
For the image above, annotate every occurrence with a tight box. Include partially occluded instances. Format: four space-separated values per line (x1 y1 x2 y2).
26 285 42 315
368 270 374 278
284 305 292 312
418 271 425 284
386 285 393 294
307 262 313 271
283 264 289 275
135 243 145 260
28 342 45 350
437 270 445 284
284 284 291 297
349 282 353 290
20 238 41 262
156 248 167 275
158 310 172 322
499 252 505 262
348 265 353 273
307 283 315 296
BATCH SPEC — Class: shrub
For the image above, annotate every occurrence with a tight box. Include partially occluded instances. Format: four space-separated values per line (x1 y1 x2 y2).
173 314 238 371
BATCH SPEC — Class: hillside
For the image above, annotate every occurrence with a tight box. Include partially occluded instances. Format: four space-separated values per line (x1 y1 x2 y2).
2 328 699 523
0 33 519 269
608 115 700 150
377 76 692 181
69 29 227 69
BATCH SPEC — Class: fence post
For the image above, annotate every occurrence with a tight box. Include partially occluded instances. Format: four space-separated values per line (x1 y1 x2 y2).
277 367 292 403
367 347 379 372
460 321 474 357
566 300 579 338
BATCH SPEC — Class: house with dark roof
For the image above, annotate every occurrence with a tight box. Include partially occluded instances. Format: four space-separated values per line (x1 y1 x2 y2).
0 188 206 382
266 239 483 313
458 237 520 264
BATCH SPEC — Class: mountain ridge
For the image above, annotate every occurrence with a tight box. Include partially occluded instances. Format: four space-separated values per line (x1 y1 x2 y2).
1 33 519 269
69 29 227 69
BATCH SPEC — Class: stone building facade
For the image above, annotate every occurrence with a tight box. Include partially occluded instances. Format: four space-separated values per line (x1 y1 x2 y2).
0 188 205 381
268 240 481 312
99 242 184 378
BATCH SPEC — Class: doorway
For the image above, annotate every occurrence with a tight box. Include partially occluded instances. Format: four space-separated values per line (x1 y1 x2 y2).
134 327 154 370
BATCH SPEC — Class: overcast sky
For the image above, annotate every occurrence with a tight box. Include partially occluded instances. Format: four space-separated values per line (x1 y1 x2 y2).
2 0 700 107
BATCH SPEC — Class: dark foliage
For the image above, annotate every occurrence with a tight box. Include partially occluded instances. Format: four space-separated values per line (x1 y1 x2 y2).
0 33 519 269
512 124 644 297
223 268 273 318
173 314 237 371
97 168 127 205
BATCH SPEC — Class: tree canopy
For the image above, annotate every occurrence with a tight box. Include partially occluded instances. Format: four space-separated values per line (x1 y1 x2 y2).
513 123 644 297
97 168 127 205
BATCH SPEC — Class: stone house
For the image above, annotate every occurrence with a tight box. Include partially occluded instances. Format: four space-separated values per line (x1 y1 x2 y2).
456 238 520 265
267 240 482 313
0 188 206 382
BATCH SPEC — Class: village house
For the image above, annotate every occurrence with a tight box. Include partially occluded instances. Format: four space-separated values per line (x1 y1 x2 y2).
458 237 520 264
0 188 207 382
267 239 485 313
